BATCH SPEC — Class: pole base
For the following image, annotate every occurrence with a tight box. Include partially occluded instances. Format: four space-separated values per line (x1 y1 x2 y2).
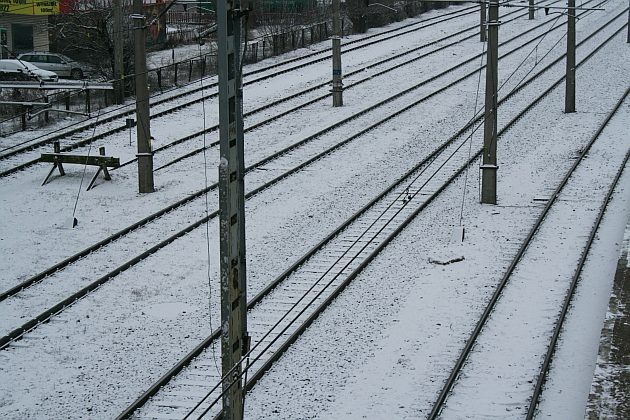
480 165 498 205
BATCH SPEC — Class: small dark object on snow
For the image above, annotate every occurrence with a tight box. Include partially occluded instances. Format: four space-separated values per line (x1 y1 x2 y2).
429 256 465 266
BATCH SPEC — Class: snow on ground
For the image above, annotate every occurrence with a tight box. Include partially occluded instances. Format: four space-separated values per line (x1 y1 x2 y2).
0 1 629 419
243 14 630 418
583 220 630 419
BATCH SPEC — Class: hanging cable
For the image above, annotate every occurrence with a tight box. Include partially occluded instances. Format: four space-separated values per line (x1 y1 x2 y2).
459 37 486 225
197 38 221 376
485 12 567 157
70 109 101 227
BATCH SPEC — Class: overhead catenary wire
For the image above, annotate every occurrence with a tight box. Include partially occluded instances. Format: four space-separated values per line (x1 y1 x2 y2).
0 3 480 145
122 3 628 416
186 14 588 412
193 0 609 400
0 3 485 162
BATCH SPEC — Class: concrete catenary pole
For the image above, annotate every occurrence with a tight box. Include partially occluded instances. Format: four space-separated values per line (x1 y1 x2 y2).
481 0 499 204
332 0 343 106
217 0 249 416
113 0 125 104
529 0 535 19
132 0 154 193
480 0 487 42
565 0 576 113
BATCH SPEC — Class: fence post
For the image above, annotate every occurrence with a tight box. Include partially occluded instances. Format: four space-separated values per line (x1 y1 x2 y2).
291 31 295 49
44 94 49 123
174 62 178 85
301 28 305 47
21 105 27 131
85 89 91 114
202 55 206 76
311 26 314 44
273 34 279 55
157 68 162 91
188 59 193 82
65 92 70 110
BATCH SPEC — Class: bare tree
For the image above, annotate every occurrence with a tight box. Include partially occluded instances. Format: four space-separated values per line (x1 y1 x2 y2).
253 0 325 38
49 0 133 81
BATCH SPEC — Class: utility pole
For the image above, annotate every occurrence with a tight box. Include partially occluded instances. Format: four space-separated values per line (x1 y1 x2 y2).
113 0 125 105
481 0 499 204
332 0 343 106
565 0 576 113
132 0 154 193
217 0 248 416
529 0 535 19
480 1 487 42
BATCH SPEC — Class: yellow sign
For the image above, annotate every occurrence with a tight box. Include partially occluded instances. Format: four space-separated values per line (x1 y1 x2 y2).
0 0 60 15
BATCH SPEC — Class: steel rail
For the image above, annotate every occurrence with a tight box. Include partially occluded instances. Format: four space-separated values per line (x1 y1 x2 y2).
193 15 630 420
116 16 626 419
427 26 629 420
239 25 630 419
0 3 566 304
143 2 562 172
0 4 479 146
2 6 621 356
0 5 479 174
526 88 630 419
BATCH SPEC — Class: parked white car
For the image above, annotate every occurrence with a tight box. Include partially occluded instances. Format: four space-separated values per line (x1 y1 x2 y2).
0 59 59 82
18 52 86 79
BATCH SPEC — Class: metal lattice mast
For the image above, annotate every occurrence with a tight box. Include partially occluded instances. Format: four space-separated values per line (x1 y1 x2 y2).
332 0 343 106
481 0 499 204
132 0 154 193
565 0 576 112
113 0 125 105
217 0 248 417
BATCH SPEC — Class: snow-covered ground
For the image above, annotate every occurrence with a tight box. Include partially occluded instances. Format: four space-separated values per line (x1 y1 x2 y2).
0 1 629 419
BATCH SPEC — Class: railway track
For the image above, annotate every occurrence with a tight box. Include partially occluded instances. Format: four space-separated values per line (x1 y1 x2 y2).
115 14 629 420
143 2 562 173
428 86 630 419
0 5 480 176
0 1 622 351
0 4 624 419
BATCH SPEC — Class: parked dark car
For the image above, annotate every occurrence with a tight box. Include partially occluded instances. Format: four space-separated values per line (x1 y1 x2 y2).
17 52 86 79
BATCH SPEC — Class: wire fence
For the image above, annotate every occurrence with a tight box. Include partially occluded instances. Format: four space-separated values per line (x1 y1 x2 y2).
0 1 446 135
